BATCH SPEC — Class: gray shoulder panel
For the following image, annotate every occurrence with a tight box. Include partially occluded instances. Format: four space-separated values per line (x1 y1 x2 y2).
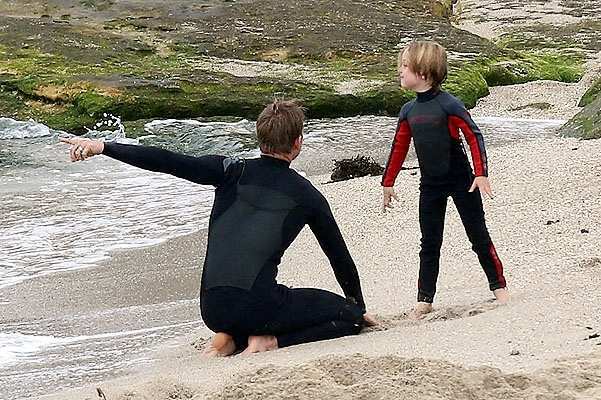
399 99 416 119
222 156 241 173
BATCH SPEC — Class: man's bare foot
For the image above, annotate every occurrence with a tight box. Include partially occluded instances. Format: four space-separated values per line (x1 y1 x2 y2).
202 332 236 358
493 288 510 304
363 313 378 327
409 302 433 320
242 335 278 355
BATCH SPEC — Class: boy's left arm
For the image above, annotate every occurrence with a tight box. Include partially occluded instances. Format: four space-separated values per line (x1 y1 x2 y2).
448 109 488 178
447 101 493 197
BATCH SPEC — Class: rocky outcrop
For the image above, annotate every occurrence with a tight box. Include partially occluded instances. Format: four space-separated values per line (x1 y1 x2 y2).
560 76 601 139
0 0 591 132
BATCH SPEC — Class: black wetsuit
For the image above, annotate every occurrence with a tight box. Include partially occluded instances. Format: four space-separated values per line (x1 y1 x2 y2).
102 143 366 348
382 88 507 303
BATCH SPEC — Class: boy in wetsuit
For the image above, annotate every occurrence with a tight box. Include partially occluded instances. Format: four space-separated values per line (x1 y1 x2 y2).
381 41 509 318
62 100 375 356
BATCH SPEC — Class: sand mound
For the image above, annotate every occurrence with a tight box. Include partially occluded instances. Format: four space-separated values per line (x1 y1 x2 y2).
209 353 601 400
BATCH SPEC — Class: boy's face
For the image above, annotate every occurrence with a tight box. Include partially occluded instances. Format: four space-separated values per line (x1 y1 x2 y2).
398 52 426 90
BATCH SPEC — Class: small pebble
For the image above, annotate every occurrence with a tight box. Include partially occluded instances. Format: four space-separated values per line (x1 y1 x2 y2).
586 333 600 340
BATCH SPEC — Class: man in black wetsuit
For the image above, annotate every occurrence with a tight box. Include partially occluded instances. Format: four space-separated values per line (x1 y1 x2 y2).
61 100 374 356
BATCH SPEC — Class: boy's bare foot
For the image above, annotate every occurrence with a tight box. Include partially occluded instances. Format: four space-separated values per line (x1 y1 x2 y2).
242 335 278 355
409 302 433 320
202 332 236 358
493 288 510 304
363 313 378 327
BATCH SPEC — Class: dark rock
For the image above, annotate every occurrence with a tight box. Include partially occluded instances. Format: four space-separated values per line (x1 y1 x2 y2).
560 92 601 140
579 258 601 269
330 155 384 182
581 229 590 234
510 350 520 356
579 76 601 107
545 219 560 225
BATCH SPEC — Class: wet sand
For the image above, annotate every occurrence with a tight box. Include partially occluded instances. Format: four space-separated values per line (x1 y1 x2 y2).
0 230 206 324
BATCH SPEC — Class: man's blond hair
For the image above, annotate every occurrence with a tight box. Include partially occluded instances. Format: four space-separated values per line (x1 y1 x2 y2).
256 100 305 154
400 41 448 89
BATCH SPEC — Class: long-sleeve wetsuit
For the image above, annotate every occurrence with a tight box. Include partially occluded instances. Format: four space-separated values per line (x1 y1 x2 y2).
381 88 506 303
103 142 366 348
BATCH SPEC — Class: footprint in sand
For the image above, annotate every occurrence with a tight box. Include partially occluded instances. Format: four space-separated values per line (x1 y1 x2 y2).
366 299 501 332
579 257 601 269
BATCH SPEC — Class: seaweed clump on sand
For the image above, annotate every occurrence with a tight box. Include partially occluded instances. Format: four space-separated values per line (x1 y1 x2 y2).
330 155 384 182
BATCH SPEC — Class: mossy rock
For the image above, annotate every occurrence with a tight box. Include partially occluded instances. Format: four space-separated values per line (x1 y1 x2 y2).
0 0 591 132
579 76 601 107
482 52 584 86
559 95 601 140
431 0 454 19
495 20 601 56
510 102 552 111
444 65 489 109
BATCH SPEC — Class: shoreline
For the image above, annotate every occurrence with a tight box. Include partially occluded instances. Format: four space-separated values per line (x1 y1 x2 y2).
0 229 207 322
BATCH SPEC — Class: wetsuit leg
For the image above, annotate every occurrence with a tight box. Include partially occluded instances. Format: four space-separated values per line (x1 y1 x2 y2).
201 285 364 350
451 186 507 291
200 286 263 349
259 287 364 348
418 185 448 303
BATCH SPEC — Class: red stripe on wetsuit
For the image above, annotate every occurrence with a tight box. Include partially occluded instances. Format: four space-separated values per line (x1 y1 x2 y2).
448 115 488 177
488 243 506 287
381 120 411 187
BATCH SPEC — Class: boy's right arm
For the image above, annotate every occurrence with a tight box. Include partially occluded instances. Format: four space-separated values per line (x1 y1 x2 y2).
61 137 226 186
381 118 412 187
381 116 412 210
102 142 226 186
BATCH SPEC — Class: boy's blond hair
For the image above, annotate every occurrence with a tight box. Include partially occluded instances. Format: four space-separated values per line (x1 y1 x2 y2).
256 100 305 154
400 41 448 89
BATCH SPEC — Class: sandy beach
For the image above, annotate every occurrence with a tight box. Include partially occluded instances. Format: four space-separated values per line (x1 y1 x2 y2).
27 133 600 400
1 0 600 397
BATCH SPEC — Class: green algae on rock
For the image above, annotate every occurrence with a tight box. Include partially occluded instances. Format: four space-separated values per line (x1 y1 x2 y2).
560 95 601 140
0 0 594 132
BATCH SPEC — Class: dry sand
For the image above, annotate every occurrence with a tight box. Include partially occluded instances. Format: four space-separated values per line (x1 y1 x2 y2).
42 135 601 400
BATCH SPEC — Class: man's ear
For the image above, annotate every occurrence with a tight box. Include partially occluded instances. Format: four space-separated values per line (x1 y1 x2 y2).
294 135 303 148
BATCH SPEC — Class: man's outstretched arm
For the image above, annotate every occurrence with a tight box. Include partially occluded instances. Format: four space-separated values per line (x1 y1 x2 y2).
308 194 366 312
61 137 226 186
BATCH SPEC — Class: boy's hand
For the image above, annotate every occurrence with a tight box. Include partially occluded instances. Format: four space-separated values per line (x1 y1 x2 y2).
469 176 494 199
60 137 104 162
382 186 399 212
